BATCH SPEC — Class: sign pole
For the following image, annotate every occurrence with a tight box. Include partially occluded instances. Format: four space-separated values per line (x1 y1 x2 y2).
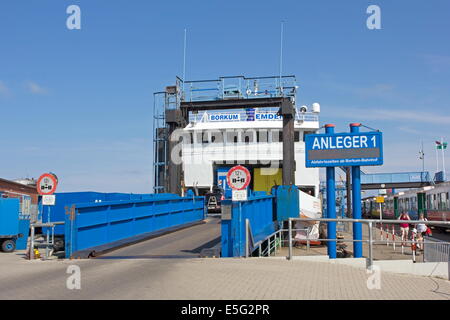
350 123 363 258
441 137 446 181
379 202 382 221
325 124 337 259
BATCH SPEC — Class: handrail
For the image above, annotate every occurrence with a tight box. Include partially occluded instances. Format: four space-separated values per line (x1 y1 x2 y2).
291 217 450 225
287 217 450 269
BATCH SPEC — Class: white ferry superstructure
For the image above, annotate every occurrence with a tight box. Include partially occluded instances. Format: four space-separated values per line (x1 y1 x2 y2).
181 106 321 197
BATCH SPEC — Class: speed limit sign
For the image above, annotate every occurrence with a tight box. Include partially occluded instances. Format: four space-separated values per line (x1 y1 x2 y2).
37 173 58 196
226 165 251 190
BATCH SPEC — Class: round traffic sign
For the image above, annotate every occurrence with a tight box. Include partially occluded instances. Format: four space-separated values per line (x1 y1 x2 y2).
37 173 58 195
226 165 251 190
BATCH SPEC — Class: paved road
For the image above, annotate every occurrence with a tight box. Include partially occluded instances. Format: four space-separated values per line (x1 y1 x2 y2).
99 216 221 259
0 217 448 300
0 253 449 300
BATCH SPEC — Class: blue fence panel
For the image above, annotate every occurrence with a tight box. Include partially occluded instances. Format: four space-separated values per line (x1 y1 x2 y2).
221 194 275 257
65 195 205 258
272 185 299 222
42 192 174 235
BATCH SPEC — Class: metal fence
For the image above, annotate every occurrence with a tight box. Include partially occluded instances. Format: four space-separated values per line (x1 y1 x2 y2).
223 186 300 258
221 194 275 258
182 75 297 102
65 195 205 258
286 218 450 269
423 236 450 263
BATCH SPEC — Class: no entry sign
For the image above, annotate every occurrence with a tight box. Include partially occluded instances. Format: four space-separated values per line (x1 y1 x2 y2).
226 165 251 190
37 173 58 195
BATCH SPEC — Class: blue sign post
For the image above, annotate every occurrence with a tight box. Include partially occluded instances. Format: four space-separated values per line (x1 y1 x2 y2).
325 124 337 259
305 124 383 260
350 123 363 258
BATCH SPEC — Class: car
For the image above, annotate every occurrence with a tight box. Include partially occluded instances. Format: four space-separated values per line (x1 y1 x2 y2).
205 187 225 213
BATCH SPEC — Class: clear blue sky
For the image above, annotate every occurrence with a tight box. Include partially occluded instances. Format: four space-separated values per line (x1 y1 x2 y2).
1 0 449 192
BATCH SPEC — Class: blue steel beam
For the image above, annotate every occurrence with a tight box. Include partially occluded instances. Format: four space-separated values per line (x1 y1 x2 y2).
325 124 337 259
350 123 363 258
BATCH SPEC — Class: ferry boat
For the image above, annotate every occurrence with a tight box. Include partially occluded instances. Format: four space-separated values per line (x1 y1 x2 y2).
153 75 322 235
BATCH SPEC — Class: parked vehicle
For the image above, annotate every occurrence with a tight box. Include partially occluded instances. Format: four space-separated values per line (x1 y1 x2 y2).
0 198 26 253
362 182 450 231
205 187 224 213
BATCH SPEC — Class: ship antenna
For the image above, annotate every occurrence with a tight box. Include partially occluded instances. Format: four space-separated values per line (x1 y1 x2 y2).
182 28 187 91
279 20 285 95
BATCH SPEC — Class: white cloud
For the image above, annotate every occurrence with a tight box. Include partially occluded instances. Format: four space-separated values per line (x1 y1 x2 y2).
26 81 48 95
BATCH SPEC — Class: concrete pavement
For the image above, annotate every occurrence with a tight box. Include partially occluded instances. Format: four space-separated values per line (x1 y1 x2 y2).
1 251 449 299
1 217 448 300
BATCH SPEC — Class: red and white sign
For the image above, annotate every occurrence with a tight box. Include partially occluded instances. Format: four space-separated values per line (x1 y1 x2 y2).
37 173 58 195
226 165 251 190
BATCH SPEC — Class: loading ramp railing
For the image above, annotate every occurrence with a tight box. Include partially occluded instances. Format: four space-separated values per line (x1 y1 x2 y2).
284 218 450 270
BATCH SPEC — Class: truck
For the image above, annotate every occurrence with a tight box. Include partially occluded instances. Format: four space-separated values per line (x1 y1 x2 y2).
0 198 28 253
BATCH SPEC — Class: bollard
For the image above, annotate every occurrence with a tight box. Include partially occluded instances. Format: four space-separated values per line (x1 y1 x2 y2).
288 219 293 260
368 222 373 270
245 219 249 258
392 225 396 251
29 224 35 260
386 225 390 246
411 235 417 263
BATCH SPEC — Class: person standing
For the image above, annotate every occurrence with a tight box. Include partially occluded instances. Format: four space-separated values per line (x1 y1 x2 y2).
416 213 427 250
398 211 411 246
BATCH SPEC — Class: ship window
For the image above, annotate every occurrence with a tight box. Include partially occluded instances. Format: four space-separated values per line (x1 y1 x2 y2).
271 130 282 142
193 132 202 144
180 133 193 144
202 132 209 144
243 130 255 143
210 131 223 144
226 131 239 144
256 130 265 143
294 131 300 142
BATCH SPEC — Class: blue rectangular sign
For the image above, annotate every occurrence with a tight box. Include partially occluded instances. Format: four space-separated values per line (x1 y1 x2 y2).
305 132 383 167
